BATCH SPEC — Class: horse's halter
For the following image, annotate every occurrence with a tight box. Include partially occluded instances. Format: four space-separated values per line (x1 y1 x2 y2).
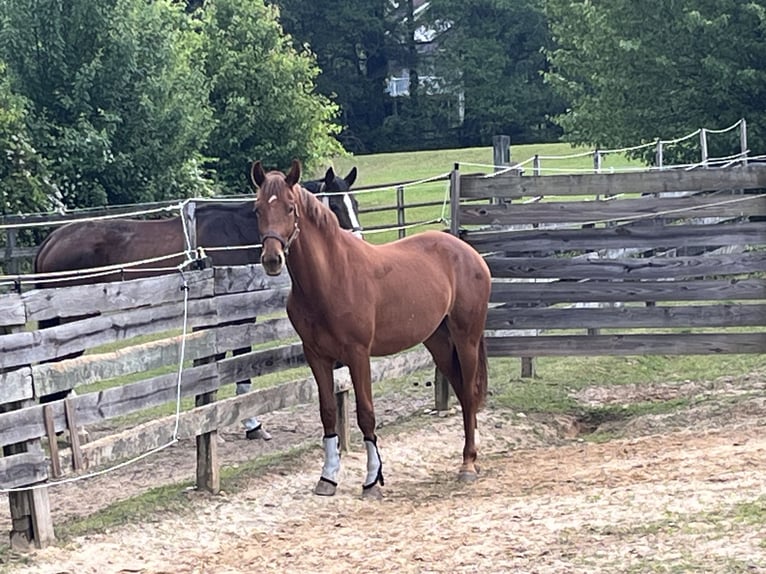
260 197 300 255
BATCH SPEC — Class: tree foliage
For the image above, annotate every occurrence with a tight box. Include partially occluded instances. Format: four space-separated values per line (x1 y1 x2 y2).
275 0 564 152
273 0 395 154
545 0 766 163
201 0 342 191
426 0 565 147
0 0 214 208
0 62 55 215
0 0 343 211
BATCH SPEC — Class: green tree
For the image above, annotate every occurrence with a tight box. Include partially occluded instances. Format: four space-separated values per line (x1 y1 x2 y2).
426 0 566 147
201 0 343 190
545 0 766 163
273 0 395 153
0 0 214 207
0 61 55 216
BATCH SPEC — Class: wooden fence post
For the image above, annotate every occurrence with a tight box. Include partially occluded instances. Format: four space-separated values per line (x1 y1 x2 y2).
184 202 220 494
2 398 54 549
449 164 460 237
655 140 664 169
740 119 748 165
700 128 708 167
492 135 511 207
396 185 406 239
433 165 464 410
335 390 350 453
434 368 450 412
4 228 18 276
195 357 219 494
3 317 54 549
182 201 198 260
492 135 511 170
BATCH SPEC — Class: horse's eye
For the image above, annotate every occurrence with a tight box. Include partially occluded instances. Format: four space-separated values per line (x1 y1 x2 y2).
288 205 296 215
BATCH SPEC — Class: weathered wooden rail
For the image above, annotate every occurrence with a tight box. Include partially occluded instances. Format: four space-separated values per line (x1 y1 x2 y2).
0 263 432 548
454 163 766 361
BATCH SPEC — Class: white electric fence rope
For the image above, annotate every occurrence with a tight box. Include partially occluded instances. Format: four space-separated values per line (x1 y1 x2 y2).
0 216 199 494
0 202 186 231
0 250 190 286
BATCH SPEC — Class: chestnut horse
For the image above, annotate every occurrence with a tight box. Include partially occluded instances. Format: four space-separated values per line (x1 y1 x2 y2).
250 160 491 498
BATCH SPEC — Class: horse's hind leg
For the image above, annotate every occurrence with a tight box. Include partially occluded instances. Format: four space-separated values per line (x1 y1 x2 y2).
424 322 481 482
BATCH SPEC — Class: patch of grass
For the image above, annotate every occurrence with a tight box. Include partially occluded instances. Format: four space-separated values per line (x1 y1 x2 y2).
331 142 643 188
488 358 578 413
731 496 766 525
490 355 765 412
58 480 195 539
486 354 765 437
581 398 692 442
587 397 692 422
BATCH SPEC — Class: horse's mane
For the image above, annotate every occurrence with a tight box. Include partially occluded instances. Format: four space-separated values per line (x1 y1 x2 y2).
298 186 341 235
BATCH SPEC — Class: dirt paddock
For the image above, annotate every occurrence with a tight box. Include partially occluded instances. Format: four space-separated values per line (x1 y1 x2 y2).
4 370 766 574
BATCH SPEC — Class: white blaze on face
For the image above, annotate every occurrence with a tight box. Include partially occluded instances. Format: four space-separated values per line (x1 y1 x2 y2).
343 193 364 239
321 435 341 483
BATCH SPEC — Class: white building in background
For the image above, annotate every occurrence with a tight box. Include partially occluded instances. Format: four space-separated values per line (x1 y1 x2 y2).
385 1 464 124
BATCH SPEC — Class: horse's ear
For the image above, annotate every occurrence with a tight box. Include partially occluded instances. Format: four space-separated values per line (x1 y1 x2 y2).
286 159 301 187
344 166 358 188
250 161 266 189
323 167 336 187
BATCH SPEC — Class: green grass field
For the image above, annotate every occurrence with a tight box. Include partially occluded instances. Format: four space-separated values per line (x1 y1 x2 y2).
325 142 645 243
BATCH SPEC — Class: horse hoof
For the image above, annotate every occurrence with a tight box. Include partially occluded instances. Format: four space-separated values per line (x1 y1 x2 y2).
314 480 337 496
362 485 383 500
457 470 478 483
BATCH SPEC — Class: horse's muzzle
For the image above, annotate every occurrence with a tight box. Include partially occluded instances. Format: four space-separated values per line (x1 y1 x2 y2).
261 251 285 276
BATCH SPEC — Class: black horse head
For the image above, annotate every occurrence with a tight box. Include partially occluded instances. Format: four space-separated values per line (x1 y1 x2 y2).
303 167 362 238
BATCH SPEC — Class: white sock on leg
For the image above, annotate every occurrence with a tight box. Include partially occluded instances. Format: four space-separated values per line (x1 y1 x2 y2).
363 437 384 488
320 434 341 485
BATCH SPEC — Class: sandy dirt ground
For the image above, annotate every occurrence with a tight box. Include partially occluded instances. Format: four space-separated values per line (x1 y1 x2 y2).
3 370 766 574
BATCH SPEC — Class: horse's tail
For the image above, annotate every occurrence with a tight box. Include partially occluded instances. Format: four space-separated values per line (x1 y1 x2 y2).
475 334 489 409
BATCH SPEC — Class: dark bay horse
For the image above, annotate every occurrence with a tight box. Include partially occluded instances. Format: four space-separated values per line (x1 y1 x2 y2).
33 167 360 425
250 160 491 498
34 167 359 286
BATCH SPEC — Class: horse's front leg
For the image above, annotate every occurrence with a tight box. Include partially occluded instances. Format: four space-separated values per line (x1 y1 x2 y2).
305 349 341 496
346 354 384 499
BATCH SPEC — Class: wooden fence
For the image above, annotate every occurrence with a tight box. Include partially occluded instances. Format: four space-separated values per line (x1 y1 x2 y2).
0 264 432 549
453 163 766 362
2 161 765 549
